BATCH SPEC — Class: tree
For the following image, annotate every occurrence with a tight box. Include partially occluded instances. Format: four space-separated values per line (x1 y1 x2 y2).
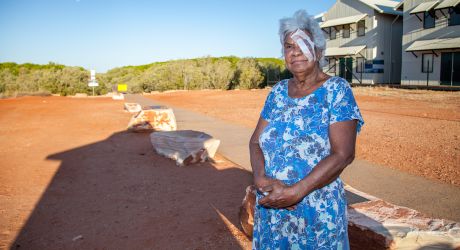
236 58 264 89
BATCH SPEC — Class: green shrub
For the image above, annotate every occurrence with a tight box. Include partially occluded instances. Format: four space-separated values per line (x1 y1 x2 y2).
0 57 288 96
0 62 110 96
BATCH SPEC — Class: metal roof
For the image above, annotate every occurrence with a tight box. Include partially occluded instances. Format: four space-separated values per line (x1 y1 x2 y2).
434 0 460 10
406 37 460 51
320 14 367 28
394 0 404 11
315 12 325 25
325 45 367 57
410 1 439 14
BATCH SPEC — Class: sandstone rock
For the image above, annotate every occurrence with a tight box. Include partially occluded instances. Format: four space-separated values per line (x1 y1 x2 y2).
239 185 256 238
124 102 142 113
112 93 124 100
348 200 460 250
74 93 88 98
238 185 460 249
149 130 220 166
128 106 176 132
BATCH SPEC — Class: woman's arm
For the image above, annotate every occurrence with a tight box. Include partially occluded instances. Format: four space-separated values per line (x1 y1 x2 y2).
259 119 357 208
249 117 276 190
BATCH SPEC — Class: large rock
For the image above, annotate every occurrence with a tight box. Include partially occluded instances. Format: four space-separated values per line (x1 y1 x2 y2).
124 102 142 113
348 200 460 250
112 93 124 100
127 106 177 132
239 185 257 238
239 185 460 250
149 130 220 166
74 93 88 98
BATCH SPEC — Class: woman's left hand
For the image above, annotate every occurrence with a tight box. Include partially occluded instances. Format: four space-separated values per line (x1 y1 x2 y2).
258 180 304 210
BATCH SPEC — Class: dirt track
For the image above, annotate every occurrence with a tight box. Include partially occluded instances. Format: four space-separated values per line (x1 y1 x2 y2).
0 97 251 249
147 87 460 187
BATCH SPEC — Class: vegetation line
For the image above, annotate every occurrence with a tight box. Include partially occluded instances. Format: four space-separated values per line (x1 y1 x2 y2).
0 57 291 97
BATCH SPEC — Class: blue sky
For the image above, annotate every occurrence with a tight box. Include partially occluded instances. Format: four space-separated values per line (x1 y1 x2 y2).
0 0 336 72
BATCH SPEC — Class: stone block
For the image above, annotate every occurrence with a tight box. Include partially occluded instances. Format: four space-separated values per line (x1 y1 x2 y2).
112 93 124 100
149 130 220 166
238 185 460 250
74 93 88 98
124 102 142 113
128 106 176 132
239 185 256 238
348 200 460 250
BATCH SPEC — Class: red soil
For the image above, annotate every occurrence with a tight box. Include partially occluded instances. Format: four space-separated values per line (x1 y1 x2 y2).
1 86 458 248
146 87 460 187
0 96 252 249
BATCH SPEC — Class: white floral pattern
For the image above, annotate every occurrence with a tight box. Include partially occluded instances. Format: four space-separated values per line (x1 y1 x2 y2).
253 76 364 250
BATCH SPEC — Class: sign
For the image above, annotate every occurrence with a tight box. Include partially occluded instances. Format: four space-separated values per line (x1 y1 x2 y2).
88 69 98 87
118 84 128 92
364 60 384 73
88 80 99 87
90 70 96 81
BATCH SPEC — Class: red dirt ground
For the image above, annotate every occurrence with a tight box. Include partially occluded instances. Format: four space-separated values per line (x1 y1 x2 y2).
146 87 460 187
0 96 252 249
1 87 459 249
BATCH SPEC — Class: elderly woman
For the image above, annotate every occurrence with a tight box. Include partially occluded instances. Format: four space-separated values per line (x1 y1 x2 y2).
249 10 364 249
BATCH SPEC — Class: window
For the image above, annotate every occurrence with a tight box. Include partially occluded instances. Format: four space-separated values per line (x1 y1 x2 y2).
330 27 337 40
356 58 365 73
343 24 350 38
422 54 434 73
449 6 460 26
357 20 365 36
323 28 329 39
423 11 435 29
329 58 336 73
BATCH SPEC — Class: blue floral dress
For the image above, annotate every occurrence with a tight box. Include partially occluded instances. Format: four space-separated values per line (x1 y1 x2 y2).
253 76 364 250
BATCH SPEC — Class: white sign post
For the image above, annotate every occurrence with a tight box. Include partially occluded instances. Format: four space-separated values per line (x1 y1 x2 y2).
88 69 99 96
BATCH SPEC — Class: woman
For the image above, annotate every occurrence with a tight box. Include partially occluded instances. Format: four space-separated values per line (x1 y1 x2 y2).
249 10 364 249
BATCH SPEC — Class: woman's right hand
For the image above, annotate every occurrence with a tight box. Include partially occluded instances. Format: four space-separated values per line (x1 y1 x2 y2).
258 179 301 211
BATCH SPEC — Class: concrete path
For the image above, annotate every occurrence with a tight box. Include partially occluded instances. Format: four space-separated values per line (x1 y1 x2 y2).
126 94 460 221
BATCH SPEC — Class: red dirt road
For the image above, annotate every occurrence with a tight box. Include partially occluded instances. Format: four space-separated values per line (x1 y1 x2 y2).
0 97 251 249
147 87 460 187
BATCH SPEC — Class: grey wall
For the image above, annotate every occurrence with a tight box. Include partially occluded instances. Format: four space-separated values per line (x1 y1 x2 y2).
323 0 403 84
377 13 403 84
401 0 460 85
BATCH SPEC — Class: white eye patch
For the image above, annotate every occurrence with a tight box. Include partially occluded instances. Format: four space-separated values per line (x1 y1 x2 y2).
290 29 316 62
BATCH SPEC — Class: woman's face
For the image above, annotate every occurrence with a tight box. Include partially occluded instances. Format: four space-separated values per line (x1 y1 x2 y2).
283 30 318 75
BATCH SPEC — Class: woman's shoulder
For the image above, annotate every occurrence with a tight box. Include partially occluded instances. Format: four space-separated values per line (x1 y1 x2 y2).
268 79 289 94
325 76 349 86
324 76 351 92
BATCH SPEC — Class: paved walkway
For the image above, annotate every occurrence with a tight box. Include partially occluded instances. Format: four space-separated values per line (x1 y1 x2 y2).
126 94 460 221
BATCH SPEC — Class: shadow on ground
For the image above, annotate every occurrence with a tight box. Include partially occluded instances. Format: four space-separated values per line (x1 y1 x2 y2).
10 129 390 249
12 131 252 249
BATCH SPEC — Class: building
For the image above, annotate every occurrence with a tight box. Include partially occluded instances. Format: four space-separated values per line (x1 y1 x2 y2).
397 0 460 86
321 0 403 84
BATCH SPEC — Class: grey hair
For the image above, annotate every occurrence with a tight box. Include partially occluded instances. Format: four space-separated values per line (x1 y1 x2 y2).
279 10 327 67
